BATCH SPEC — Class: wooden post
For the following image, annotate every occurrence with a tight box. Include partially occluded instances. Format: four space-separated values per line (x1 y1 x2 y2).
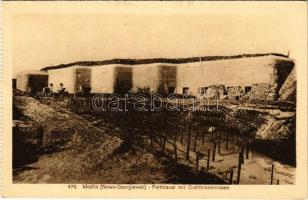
180 124 184 143
212 142 217 162
241 144 245 164
174 130 177 145
207 148 210 171
229 169 234 184
161 133 167 154
246 142 249 159
226 132 229 150
251 136 255 151
147 105 151 125
186 124 192 161
174 144 178 165
196 152 199 175
37 125 44 146
194 132 198 152
218 141 221 154
237 151 242 184
277 179 279 185
202 131 205 145
270 163 274 185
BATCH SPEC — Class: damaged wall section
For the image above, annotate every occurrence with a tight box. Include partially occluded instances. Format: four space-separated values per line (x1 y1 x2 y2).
242 83 276 101
227 86 243 100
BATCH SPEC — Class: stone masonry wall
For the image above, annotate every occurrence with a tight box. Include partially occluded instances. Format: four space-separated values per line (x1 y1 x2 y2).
242 83 276 100
227 86 244 100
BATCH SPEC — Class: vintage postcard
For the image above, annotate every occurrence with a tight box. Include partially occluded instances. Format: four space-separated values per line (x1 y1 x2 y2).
1 1 307 198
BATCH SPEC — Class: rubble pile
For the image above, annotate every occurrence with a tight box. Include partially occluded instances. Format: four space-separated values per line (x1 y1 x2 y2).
256 115 295 142
242 83 276 101
227 86 243 100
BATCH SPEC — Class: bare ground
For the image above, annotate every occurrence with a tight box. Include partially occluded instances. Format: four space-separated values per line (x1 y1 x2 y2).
13 96 167 183
13 96 224 184
13 96 295 184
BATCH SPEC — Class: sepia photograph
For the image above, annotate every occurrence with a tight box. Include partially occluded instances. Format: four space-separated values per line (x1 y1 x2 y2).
2 1 307 198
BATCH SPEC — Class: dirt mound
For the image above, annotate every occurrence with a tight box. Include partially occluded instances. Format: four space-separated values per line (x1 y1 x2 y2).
14 96 121 148
13 96 123 182
278 67 296 102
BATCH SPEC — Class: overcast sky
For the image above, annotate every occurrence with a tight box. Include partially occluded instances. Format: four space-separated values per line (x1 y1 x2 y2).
11 3 304 76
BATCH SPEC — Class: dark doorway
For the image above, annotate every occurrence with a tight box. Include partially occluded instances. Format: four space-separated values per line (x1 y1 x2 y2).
28 75 48 94
245 86 252 94
13 79 17 90
168 87 175 94
75 68 92 94
114 67 133 96
158 65 177 96
183 87 189 95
